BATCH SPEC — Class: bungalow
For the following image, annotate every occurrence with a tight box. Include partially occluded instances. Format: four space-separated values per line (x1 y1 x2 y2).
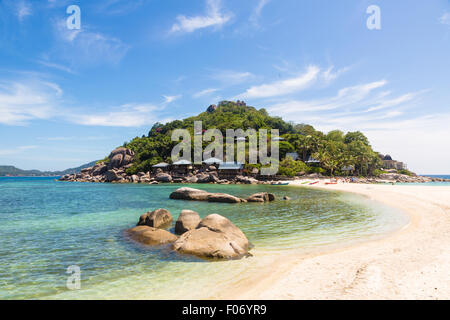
203 157 223 165
381 155 407 170
172 160 193 175
152 162 170 173
306 157 321 167
218 162 244 178
285 152 299 160
341 165 355 175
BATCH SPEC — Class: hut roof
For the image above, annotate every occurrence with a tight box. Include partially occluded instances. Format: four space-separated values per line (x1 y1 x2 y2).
173 160 192 165
218 162 244 170
203 157 223 164
152 162 169 168
306 157 320 164
286 152 299 160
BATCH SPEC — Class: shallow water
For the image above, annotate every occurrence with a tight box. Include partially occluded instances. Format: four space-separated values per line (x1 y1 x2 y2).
0 177 408 299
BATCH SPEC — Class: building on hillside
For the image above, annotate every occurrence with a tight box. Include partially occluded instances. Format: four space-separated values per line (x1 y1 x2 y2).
286 152 299 160
341 165 355 175
380 154 407 170
203 157 223 165
152 162 170 172
172 160 193 175
306 157 321 166
218 162 244 178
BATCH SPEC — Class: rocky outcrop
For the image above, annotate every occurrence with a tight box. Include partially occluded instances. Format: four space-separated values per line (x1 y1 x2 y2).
155 172 173 183
108 147 135 169
169 187 244 203
235 175 258 185
172 214 251 259
169 187 212 201
175 210 201 235
208 193 243 203
246 192 275 203
127 226 177 246
138 209 173 229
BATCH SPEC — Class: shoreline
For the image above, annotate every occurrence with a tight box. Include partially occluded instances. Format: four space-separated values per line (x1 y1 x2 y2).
213 182 450 299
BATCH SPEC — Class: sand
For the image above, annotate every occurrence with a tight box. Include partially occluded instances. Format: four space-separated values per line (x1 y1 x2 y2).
220 182 450 300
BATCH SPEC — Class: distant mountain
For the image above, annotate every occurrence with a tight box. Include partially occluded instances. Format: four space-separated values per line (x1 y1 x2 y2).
0 161 97 177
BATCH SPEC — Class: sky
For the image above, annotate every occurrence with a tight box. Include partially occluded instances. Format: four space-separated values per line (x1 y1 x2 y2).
0 0 449 174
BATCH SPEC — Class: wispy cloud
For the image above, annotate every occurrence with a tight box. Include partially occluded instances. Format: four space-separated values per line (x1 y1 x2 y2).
249 0 270 27
68 103 161 127
193 88 219 98
52 19 129 65
269 80 387 114
163 95 181 104
0 80 61 125
439 12 450 26
37 59 76 74
170 0 232 33
238 66 320 99
16 0 32 22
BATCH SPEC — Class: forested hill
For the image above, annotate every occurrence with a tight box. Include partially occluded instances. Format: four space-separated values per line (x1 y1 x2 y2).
0 161 97 177
123 101 384 176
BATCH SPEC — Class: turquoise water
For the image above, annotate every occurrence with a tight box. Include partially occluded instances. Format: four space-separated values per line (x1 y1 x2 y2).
0 177 408 299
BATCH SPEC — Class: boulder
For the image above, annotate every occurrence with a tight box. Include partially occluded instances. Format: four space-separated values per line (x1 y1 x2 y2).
105 169 120 182
127 226 177 246
283 196 291 201
196 173 211 183
175 210 201 235
246 192 275 202
208 193 242 203
172 214 250 259
137 209 173 229
185 176 198 183
169 187 211 201
92 163 107 176
131 175 140 183
235 175 258 184
108 147 135 169
155 173 173 183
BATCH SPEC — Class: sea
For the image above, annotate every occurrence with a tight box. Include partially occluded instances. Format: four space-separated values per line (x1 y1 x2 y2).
0 177 410 299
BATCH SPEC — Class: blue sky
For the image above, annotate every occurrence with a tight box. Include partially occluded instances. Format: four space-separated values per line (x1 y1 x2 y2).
0 0 449 174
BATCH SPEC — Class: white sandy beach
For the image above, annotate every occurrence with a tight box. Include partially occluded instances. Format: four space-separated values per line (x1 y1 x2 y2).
219 182 450 300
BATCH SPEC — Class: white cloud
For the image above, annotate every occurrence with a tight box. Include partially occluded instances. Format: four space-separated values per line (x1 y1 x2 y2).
238 66 321 99
211 70 253 84
0 81 61 125
16 1 32 22
249 0 270 26
269 80 387 114
322 66 350 84
163 95 181 104
53 19 129 65
193 88 219 98
170 0 232 33
439 12 450 26
37 60 76 74
68 103 161 127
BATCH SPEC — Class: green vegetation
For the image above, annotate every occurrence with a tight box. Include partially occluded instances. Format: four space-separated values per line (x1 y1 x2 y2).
122 101 384 177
